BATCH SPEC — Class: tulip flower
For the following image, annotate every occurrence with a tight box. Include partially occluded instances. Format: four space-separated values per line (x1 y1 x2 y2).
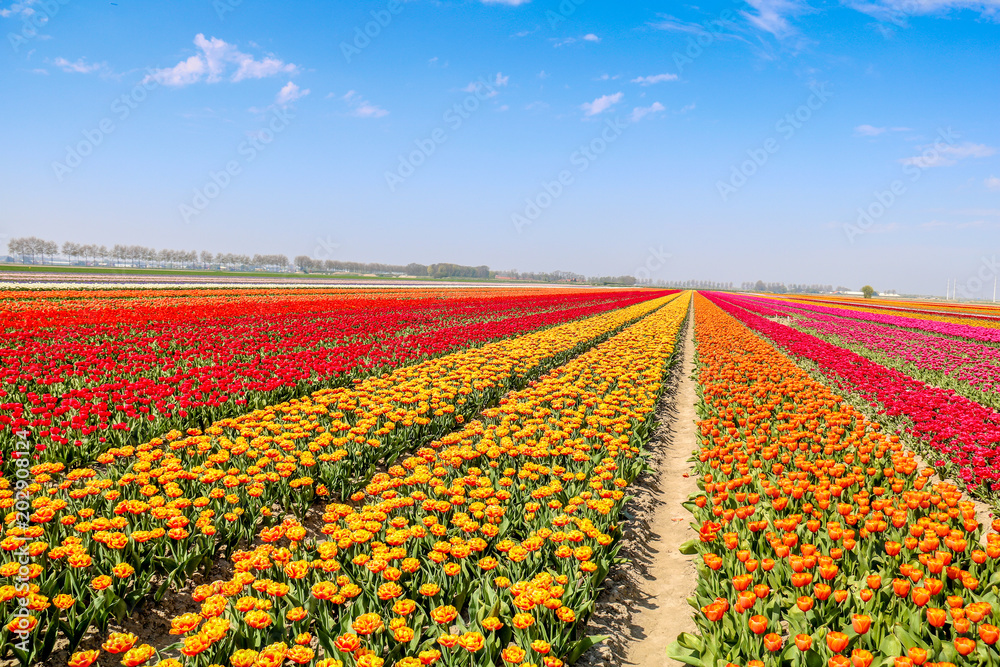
827 631 850 653
748 615 768 635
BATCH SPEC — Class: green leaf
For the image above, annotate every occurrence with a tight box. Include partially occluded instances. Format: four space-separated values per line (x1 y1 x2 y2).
566 635 610 664
676 633 704 651
879 634 902 657
665 640 707 667
679 539 699 555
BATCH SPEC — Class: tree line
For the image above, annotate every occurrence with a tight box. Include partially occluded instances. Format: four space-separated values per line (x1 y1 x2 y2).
740 281 854 294
7 237 291 272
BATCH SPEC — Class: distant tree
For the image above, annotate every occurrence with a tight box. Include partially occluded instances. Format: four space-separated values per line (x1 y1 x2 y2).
862 285 876 299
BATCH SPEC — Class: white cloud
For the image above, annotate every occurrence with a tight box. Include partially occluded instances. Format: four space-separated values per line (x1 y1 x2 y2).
581 92 623 116
900 142 996 168
741 0 809 37
145 34 298 87
855 124 886 136
51 57 104 74
553 34 602 47
843 0 1000 22
275 81 309 106
630 102 665 122
987 176 1000 191
0 1 41 19
342 90 389 118
631 73 678 85
855 124 913 136
461 72 508 97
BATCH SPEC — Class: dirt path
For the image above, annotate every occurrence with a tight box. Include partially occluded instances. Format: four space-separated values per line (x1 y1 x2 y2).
626 302 700 666
578 302 700 667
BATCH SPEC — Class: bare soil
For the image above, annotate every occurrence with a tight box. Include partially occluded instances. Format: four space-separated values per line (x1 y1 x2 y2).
577 303 700 667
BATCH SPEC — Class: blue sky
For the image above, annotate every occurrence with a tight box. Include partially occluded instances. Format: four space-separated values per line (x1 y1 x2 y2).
1 0 998 295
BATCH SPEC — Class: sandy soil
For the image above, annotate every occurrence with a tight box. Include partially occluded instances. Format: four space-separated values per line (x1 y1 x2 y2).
577 302 700 667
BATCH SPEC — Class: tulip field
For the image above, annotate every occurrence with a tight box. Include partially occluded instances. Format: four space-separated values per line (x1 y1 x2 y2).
7 286 1000 667
675 292 1000 667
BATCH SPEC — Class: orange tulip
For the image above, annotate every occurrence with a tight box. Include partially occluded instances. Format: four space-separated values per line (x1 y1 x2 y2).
763 633 783 652
827 631 850 653
797 596 814 612
980 624 999 645
954 637 976 656
926 608 947 628
852 614 871 635
907 647 928 665
851 649 874 667
794 634 812 651
748 615 768 635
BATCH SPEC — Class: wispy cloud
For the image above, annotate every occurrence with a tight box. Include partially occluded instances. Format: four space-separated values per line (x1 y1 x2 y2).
630 102 665 122
145 34 299 87
275 81 309 107
461 72 509 97
855 124 912 136
843 0 1000 23
649 15 715 34
900 142 996 168
0 1 40 19
553 34 602 47
342 90 389 118
581 92 623 116
987 176 1000 191
479 0 531 4
631 73 678 85
741 0 810 38
50 57 105 74
855 124 886 136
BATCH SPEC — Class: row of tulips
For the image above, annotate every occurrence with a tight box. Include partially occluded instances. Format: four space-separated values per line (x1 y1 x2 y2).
672 293 1000 667
79 292 691 667
705 292 1000 499
756 297 1000 411
788 296 1000 325
0 292 678 664
753 296 1000 346
1 289 657 467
